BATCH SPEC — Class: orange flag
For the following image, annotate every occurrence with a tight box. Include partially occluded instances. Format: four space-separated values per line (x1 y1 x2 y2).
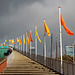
14 38 17 44
19 36 22 45
30 30 34 43
44 19 51 37
60 14 74 36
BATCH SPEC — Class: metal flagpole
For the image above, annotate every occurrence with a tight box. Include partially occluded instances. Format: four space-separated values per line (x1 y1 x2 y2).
56 36 57 59
30 30 32 58
13 39 15 48
44 33 46 65
9 41 10 46
44 20 46 65
23 34 25 54
59 7 63 74
35 26 37 61
26 32 27 55
21 36 22 52
73 45 74 63
51 33 53 58
59 37 60 60
18 37 19 51
19 37 20 52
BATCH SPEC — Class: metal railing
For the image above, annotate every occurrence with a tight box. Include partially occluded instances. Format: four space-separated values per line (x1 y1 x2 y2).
14 48 75 75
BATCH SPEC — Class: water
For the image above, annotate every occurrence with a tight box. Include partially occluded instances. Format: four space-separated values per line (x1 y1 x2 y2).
0 46 9 59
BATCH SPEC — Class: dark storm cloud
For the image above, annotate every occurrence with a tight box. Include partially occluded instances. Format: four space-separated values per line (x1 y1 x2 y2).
0 0 75 56
0 0 44 38
0 0 43 16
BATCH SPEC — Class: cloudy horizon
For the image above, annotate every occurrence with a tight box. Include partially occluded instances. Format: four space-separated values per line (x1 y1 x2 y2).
0 0 75 57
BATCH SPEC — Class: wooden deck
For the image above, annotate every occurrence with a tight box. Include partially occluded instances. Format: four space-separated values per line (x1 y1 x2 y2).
1 50 59 75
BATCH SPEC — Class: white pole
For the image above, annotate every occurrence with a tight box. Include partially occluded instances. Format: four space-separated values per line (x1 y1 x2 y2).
19 37 20 51
18 42 19 51
30 30 32 58
23 34 25 54
59 7 63 74
35 26 37 61
13 39 15 48
44 33 46 65
26 32 27 54
17 37 19 50
44 20 46 65
73 45 74 62
9 42 10 46
21 36 22 52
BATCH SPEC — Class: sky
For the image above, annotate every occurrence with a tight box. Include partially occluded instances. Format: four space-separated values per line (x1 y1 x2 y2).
0 0 75 57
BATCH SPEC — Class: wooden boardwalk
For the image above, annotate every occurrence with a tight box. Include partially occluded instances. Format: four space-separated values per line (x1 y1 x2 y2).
1 50 59 75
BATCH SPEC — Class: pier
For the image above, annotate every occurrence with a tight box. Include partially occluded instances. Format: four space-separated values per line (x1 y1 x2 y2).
1 50 59 75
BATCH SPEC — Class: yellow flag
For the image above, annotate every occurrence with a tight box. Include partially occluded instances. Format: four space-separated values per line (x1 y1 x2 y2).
27 32 29 45
17 38 19 43
12 39 14 44
23 34 25 45
35 27 41 43
5 40 7 42
9 39 11 42
44 19 51 37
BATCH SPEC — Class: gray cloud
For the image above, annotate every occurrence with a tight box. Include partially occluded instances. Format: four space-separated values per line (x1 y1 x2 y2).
0 0 75 56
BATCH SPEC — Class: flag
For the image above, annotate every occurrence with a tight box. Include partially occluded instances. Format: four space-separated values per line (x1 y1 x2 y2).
30 30 34 43
35 27 41 43
23 34 25 45
19 36 22 45
44 19 51 37
27 32 29 45
17 38 19 43
12 39 14 44
9 39 12 42
5 40 7 42
19 37 21 45
14 38 17 44
60 14 74 36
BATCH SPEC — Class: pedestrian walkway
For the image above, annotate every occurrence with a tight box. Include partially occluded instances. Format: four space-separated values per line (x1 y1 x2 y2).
1 50 59 75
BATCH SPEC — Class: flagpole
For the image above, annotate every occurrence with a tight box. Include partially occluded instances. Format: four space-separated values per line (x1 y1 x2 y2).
59 37 60 60
30 30 32 58
51 33 53 58
35 26 37 61
21 36 23 53
59 7 63 74
20 36 21 52
9 39 10 46
13 39 15 48
19 37 20 52
22 35 23 54
44 19 46 65
17 37 19 51
26 32 27 55
23 34 24 54
73 45 74 62
56 35 57 59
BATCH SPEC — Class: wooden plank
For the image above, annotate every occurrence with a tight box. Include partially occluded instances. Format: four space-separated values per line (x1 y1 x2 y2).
1 50 59 75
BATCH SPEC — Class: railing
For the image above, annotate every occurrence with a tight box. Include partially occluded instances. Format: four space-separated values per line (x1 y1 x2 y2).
7 52 13 65
14 48 75 75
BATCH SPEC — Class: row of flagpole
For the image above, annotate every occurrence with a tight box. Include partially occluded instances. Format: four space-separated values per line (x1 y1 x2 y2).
3 7 74 74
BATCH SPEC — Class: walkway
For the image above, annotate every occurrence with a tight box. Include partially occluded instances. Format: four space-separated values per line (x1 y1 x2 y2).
2 50 59 75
